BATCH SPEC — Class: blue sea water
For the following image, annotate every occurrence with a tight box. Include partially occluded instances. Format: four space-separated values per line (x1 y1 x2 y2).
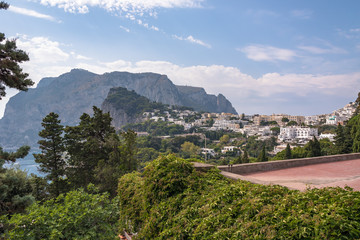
4 151 43 176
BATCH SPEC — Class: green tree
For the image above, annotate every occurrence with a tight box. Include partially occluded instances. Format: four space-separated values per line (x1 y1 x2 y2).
306 137 321 157
241 150 249 163
33 112 67 197
0 146 30 168
270 127 280 135
94 129 138 196
4 188 119 240
233 151 242 164
334 123 351 154
64 106 115 189
281 117 289 123
180 141 200 159
285 143 292 159
219 134 230 144
257 145 268 162
0 2 34 99
287 120 298 126
0 168 34 217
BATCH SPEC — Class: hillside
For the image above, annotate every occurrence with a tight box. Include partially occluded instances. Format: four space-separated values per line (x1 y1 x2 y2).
101 87 172 129
0 69 237 148
117 155 360 239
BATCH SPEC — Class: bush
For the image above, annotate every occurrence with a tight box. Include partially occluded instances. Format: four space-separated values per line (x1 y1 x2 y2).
117 154 360 239
4 188 119 240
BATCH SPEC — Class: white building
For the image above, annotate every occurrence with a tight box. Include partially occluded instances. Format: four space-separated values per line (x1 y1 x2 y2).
319 133 336 142
279 126 318 141
201 148 216 157
221 146 237 153
305 115 319 125
326 115 341 125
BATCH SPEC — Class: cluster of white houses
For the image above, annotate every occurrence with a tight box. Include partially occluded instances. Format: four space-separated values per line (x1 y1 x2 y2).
141 102 356 143
278 126 318 142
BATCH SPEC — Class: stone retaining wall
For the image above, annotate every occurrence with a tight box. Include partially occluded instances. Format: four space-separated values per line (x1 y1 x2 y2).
217 153 360 175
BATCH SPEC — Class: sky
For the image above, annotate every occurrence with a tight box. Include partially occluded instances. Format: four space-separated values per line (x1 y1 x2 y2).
1 0 360 118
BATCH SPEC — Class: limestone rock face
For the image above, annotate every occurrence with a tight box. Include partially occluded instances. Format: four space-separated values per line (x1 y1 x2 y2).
0 69 237 148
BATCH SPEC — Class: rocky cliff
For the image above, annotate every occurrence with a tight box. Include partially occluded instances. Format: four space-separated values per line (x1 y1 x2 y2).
0 69 237 148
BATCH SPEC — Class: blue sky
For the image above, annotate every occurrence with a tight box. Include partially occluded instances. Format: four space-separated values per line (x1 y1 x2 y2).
1 0 360 118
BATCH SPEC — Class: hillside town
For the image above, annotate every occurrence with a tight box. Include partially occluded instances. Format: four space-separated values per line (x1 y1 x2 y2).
139 102 357 158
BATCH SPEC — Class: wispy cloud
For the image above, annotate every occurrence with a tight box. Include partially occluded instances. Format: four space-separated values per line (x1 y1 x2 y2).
37 0 204 14
8 6 60 22
119 25 130 33
240 45 296 62
173 35 211 48
136 19 159 31
337 28 360 39
291 9 313 19
298 44 347 55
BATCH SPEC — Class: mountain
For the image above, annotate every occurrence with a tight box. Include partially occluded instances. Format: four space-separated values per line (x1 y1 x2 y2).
101 87 172 129
0 69 237 148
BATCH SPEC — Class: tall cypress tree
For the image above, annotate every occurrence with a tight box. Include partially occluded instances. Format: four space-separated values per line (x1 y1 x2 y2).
257 145 268 162
33 112 66 197
242 150 249 163
334 123 346 154
285 143 292 159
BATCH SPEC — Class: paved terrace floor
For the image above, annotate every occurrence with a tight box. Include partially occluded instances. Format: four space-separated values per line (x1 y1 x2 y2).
242 159 360 191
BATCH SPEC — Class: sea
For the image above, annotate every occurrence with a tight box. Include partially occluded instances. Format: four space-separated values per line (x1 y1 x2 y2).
4 151 43 176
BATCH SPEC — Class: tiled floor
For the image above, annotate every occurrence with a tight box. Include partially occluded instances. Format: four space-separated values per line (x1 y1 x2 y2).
242 159 360 191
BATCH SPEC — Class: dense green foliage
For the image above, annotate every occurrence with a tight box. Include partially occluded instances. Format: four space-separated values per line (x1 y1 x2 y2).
273 137 333 160
118 155 360 239
243 136 277 158
0 168 35 217
124 119 185 136
33 107 138 197
0 146 33 217
3 188 119 239
257 145 268 162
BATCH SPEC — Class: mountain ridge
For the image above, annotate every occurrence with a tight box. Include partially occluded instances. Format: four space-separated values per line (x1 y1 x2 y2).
0 69 237 148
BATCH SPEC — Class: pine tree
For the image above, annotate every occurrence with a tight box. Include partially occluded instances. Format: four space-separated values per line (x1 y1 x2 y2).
257 145 268 162
242 150 249 163
33 112 66 197
307 137 321 157
0 2 34 99
64 106 115 189
285 143 292 159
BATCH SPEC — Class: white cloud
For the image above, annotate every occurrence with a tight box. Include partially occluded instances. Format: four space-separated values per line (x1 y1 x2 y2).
338 28 360 39
298 44 347 55
17 36 69 63
173 35 211 48
119 25 130 32
8 6 60 22
291 9 312 19
350 28 360 33
240 45 297 62
75 54 92 60
2 35 360 118
37 0 204 14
